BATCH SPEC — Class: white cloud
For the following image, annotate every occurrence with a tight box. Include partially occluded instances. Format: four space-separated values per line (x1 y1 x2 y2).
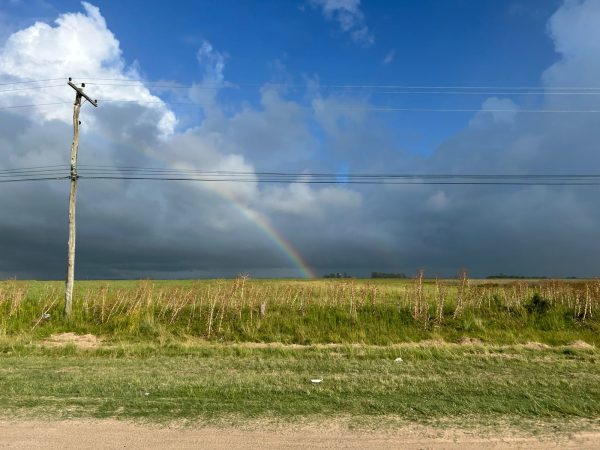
0 2 176 136
309 0 374 46
382 50 395 65
188 40 228 110
546 0 600 60
263 182 361 217
470 97 519 126
426 191 449 212
196 40 226 84
543 0 600 90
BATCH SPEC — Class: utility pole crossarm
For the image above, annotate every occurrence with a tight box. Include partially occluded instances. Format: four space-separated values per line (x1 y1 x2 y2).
67 80 98 107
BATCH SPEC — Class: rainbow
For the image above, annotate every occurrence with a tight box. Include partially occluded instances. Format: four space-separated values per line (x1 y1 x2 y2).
87 137 316 278
216 192 316 279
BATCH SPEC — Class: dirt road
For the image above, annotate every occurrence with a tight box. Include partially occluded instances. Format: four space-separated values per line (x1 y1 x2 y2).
0 420 599 449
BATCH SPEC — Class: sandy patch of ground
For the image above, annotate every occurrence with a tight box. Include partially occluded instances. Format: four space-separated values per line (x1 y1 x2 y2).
571 340 595 349
523 341 551 350
34 336 596 352
173 339 596 351
42 333 102 349
0 420 598 449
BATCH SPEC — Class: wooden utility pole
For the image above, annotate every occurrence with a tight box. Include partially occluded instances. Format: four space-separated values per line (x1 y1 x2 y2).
65 78 97 316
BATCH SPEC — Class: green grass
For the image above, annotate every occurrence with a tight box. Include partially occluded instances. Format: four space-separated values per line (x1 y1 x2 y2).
1 278 599 346
0 342 599 429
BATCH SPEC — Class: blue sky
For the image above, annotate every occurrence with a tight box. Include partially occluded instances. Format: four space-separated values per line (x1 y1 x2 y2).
19 0 559 85
1 0 600 278
3 0 562 153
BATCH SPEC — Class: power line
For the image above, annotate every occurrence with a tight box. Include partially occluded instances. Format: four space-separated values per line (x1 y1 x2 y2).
73 166 600 184
0 101 70 110
7 164 600 180
305 106 600 113
0 164 68 173
91 100 600 114
74 167 600 179
377 90 600 96
4 82 600 97
0 176 68 183
81 81 600 96
2 100 599 114
4 166 600 186
85 82 600 95
3 88 600 112
0 84 65 94
4 76 597 94
0 78 67 87
0 170 67 178
85 82 223 90
77 175 600 186
3 175 599 185
73 77 600 91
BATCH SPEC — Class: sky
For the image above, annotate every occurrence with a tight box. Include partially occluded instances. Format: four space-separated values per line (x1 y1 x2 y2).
0 0 599 279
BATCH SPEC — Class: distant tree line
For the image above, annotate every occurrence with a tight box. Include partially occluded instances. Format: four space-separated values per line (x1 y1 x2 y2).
323 272 352 279
371 272 407 279
486 273 549 279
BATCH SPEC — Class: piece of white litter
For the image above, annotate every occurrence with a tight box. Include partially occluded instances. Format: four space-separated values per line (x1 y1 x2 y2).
42 313 50 319
144 392 150 396
394 357 403 363
311 379 323 384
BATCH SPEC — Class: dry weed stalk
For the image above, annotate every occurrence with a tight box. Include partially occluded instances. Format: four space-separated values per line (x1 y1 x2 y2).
453 268 469 319
259 300 267 318
412 269 427 321
170 288 193 324
348 281 355 318
435 278 446 325
207 286 218 337
31 294 60 330
105 289 126 323
8 282 26 317
187 292 198 332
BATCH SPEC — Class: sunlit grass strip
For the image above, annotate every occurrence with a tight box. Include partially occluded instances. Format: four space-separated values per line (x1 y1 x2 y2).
0 277 599 345
0 343 598 427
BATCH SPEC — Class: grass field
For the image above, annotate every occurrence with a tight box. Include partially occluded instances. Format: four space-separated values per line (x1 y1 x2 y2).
1 277 599 431
1 341 599 431
1 277 599 345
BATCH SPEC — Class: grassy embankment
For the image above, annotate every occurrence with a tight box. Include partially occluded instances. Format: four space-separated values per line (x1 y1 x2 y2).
1 277 599 428
0 277 599 345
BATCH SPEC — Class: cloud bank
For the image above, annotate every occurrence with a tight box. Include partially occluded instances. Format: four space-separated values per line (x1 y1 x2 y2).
1 0 600 279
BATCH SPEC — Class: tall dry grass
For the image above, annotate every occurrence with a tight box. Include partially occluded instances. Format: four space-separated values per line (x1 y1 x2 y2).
0 273 599 343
